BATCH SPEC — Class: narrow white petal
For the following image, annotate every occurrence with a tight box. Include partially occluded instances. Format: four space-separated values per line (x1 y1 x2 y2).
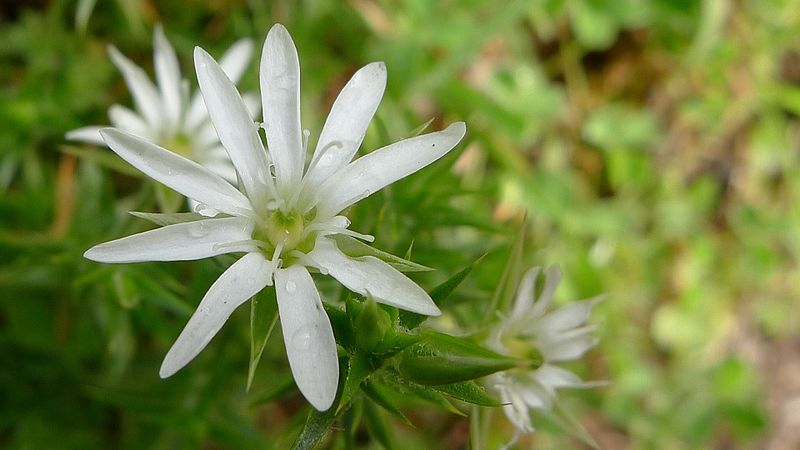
160 252 274 377
511 267 540 320
260 24 303 194
84 217 254 263
313 122 466 218
65 126 106 145
274 265 339 411
542 335 599 362
540 300 595 333
185 39 255 130
302 62 387 191
534 364 584 391
309 238 440 315
108 105 152 138
153 26 183 127
529 266 561 317
108 45 163 130
100 128 252 217
195 47 273 210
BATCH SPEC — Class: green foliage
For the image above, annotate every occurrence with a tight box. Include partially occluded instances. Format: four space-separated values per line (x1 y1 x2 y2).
2 0 795 448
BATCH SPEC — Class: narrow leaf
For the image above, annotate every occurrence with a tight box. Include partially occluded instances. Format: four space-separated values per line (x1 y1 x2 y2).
248 288 279 390
333 235 432 272
431 381 502 407
400 254 486 329
129 211 208 227
362 379 413 426
363 399 395 450
291 406 340 450
398 331 525 385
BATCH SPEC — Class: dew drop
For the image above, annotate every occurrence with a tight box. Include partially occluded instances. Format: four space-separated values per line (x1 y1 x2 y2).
285 280 297 293
187 221 208 238
291 326 314 351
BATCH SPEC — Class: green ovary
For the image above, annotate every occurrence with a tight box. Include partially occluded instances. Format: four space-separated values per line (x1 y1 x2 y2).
253 210 313 259
162 133 194 159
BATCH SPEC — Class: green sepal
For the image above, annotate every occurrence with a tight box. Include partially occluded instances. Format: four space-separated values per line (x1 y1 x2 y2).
355 295 393 352
398 331 526 385
333 235 432 272
248 288 279 391
362 378 414 426
431 380 502 407
323 302 355 350
400 254 485 329
129 211 208 227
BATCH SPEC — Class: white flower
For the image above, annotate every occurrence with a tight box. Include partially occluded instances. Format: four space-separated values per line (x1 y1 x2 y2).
67 26 255 183
486 266 601 437
84 24 466 411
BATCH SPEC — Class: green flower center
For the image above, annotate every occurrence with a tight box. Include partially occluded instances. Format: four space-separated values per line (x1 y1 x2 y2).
502 336 543 365
253 209 316 261
163 133 193 159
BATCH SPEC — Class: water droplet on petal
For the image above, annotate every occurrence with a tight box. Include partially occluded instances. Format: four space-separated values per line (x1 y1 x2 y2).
285 280 297 293
291 325 314 351
187 221 208 238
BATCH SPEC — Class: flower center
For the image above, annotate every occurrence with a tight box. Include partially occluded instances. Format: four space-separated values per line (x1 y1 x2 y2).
501 336 543 364
252 209 316 262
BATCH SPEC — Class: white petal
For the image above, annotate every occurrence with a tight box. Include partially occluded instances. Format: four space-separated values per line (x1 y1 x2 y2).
194 47 273 211
540 300 595 333
153 26 183 127
65 126 106 145
100 128 252 217
260 24 303 194
302 62 387 192
313 122 466 218
542 334 599 362
511 267 540 320
108 45 163 130
309 238 440 315
530 266 562 317
160 252 274 377
274 265 339 411
185 39 254 130
534 364 584 391
108 105 152 138
84 217 254 263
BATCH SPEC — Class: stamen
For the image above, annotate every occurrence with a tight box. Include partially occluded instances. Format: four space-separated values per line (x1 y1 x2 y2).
302 129 311 156
302 222 375 242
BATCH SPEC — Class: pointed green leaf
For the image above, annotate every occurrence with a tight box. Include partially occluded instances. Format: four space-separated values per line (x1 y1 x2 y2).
377 371 464 416
400 254 485 328
363 399 396 450
398 331 526 385
248 288 279 390
362 379 413 426
431 381 502 407
333 235 432 272
337 352 374 415
129 211 208 227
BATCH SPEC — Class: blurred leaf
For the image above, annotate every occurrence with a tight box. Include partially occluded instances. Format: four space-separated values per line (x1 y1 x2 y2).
248 288 279 391
399 254 485 328
431 380 501 407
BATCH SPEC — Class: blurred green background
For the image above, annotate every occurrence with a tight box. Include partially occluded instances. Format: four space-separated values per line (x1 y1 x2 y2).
2 0 799 449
